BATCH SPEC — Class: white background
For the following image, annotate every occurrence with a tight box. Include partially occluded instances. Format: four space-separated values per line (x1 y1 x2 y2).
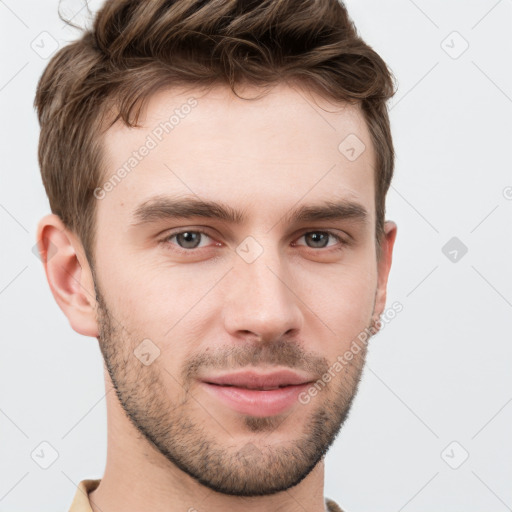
1 1 511 511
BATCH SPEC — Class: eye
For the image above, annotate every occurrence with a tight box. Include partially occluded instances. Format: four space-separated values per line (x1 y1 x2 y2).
293 230 346 250
161 229 217 251
159 228 348 255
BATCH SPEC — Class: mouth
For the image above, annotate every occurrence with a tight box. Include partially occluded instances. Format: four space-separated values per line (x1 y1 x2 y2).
204 382 296 391
201 368 314 389
199 369 315 417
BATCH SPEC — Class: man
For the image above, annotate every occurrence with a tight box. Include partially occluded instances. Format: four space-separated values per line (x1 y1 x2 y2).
34 0 397 511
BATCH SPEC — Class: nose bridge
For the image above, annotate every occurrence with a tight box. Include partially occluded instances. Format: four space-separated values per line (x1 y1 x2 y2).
223 236 303 339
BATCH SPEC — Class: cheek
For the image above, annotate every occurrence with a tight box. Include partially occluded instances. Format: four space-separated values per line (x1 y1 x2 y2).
97 235 377 347
307 261 377 346
104 267 216 354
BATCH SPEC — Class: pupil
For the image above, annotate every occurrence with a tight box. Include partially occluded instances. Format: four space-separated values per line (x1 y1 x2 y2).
176 232 329 249
178 232 200 248
308 232 327 248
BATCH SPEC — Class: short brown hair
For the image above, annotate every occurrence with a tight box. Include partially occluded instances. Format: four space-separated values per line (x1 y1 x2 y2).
35 0 396 265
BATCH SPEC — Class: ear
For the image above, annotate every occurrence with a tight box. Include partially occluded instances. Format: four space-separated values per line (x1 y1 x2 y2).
373 220 398 327
36 214 99 337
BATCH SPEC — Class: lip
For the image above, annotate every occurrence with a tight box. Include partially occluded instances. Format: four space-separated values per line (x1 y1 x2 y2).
199 369 315 417
201 369 314 389
201 382 311 417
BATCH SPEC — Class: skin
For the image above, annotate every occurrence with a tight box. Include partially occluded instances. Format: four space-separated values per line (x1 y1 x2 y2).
37 82 397 512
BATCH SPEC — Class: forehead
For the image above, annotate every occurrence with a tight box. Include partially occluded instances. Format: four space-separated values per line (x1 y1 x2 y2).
97 82 376 227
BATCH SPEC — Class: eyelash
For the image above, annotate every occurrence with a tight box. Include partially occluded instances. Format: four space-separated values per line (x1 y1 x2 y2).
159 228 348 255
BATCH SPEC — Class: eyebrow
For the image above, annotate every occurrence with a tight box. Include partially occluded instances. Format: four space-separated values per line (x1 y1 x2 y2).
131 195 369 228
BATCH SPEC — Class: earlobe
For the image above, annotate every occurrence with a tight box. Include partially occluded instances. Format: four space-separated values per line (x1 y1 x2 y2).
36 214 99 337
373 221 398 327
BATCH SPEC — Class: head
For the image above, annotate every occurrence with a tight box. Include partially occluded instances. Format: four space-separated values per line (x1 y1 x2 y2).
35 0 397 498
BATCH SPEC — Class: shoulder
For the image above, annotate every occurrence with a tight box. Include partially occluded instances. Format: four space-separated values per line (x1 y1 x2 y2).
325 496 345 512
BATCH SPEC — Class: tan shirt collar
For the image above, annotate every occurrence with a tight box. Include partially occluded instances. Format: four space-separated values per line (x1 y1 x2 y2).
69 479 345 512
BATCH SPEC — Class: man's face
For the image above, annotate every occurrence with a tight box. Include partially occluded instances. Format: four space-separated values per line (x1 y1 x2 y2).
91 83 386 496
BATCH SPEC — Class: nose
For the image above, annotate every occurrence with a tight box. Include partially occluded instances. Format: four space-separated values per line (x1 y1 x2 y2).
222 248 304 343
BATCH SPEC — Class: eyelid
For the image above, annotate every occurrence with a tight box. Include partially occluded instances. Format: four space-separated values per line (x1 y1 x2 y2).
159 227 219 250
159 227 349 253
294 229 345 243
